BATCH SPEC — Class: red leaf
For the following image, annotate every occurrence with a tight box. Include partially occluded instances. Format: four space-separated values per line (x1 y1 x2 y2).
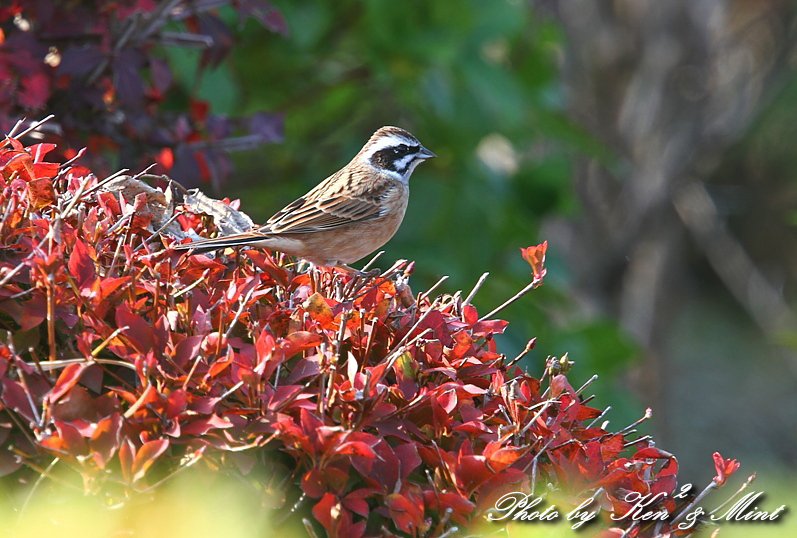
712 452 740 487
303 292 335 327
343 488 375 518
600 433 625 461
53 420 87 455
422 491 475 524
472 319 509 338
115 305 155 354
28 143 57 162
67 239 96 288
462 304 479 326
32 161 59 179
181 414 233 436
155 147 174 170
485 446 524 472
550 374 576 399
132 439 169 483
277 331 323 359
98 277 131 302
164 389 187 418
119 438 135 483
90 413 123 469
312 493 339 535
97 191 122 217
394 442 422 479
437 389 457 414
575 404 602 420
0 150 34 182
475 468 529 511
335 441 377 459
189 99 209 122
254 329 275 374
0 379 37 423
448 330 472 360
456 454 493 494
520 241 547 281
453 421 491 435
47 362 89 404
173 335 204 368
27 178 57 209
50 385 96 422
302 468 327 498
385 492 425 535
633 447 672 460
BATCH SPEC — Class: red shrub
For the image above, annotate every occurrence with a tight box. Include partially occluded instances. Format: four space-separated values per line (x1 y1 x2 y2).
0 1 285 186
0 128 744 536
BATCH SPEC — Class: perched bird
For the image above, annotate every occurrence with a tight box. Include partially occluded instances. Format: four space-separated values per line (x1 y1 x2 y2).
174 126 435 271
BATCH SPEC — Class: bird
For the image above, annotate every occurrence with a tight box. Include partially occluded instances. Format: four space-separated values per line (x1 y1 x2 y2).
173 126 435 272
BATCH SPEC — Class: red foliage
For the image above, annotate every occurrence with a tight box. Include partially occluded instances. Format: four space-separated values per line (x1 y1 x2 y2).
0 132 742 536
520 241 547 282
0 1 284 187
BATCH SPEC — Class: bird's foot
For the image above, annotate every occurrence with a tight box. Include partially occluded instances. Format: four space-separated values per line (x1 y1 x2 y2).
335 264 380 278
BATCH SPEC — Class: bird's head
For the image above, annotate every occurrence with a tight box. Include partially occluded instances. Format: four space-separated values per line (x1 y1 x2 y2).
359 126 436 183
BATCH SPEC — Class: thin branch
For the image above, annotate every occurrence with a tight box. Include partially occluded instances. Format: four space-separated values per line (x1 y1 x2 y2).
417 275 449 305
478 277 542 322
361 250 384 272
18 458 60 522
586 406 612 429
463 272 489 306
6 115 55 140
617 407 653 435
575 374 599 395
673 181 797 335
706 473 757 518
223 284 257 339
24 356 136 372
505 338 536 369
58 147 87 170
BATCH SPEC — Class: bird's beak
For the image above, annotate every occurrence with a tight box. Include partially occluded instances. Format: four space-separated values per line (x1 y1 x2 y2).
418 146 436 160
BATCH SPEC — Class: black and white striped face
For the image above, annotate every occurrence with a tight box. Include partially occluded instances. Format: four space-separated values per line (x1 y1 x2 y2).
360 127 435 183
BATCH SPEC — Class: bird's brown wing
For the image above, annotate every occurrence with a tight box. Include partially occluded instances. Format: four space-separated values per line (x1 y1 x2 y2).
262 194 385 234
261 170 396 234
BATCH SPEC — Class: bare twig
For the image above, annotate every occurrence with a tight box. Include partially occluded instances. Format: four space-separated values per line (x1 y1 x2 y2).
575 374 599 395
361 250 384 272
58 147 87 170
478 278 542 322
617 407 653 435
0 262 25 288
24 356 136 372
417 275 449 305
673 181 797 335
223 283 257 339
18 458 60 522
706 473 756 518
586 406 612 429
6 115 55 140
462 272 489 306
505 338 536 369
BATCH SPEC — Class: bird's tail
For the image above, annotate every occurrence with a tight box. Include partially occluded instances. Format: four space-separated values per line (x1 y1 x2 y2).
172 233 268 254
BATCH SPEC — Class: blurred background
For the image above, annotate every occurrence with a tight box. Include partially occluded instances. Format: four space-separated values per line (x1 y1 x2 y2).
169 0 797 505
